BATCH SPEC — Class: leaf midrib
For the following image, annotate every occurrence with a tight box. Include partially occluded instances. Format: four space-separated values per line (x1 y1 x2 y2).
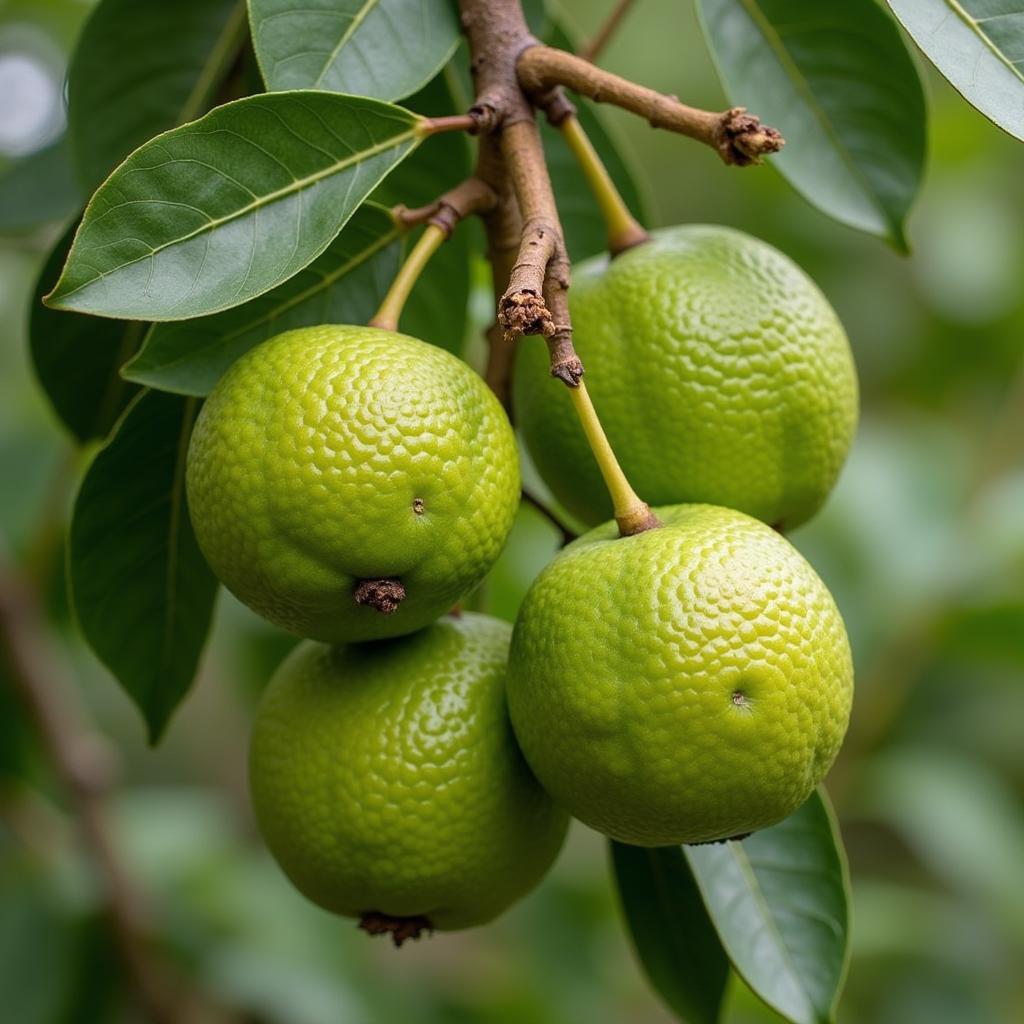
313 0 378 88
54 122 418 303
943 0 1024 84
735 0 893 231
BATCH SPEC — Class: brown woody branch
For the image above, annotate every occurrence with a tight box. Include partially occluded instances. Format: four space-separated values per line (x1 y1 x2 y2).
392 175 498 236
517 45 783 166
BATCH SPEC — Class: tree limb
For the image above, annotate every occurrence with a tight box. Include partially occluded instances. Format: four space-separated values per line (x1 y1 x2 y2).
517 45 784 165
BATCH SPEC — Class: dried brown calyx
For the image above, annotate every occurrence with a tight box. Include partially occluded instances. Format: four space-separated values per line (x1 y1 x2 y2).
359 912 434 947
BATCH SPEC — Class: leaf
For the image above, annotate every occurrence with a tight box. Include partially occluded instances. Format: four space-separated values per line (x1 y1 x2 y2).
0 137 83 233
67 0 248 193
372 67 475 352
69 391 218 741
685 789 851 1024
887 1 1024 141
698 0 926 250
30 224 142 442
45 92 423 322
122 203 403 395
249 0 460 101
542 20 649 261
611 842 729 1024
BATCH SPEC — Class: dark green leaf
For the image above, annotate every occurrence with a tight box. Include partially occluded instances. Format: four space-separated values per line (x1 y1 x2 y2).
249 0 460 101
542 21 649 261
0 137 82 233
45 92 422 322
67 0 247 192
70 391 218 741
122 203 402 395
611 842 729 1024
30 224 142 441
698 0 926 250
685 789 851 1024
372 67 474 351
887 1 1024 141
936 599 1024 665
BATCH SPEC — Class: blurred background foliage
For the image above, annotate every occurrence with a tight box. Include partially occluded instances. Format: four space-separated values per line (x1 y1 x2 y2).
1 0 1023 1021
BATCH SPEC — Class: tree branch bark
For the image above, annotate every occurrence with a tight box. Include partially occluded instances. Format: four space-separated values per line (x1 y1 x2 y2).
517 45 783 166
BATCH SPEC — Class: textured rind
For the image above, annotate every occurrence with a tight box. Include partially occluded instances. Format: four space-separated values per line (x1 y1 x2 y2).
187 325 520 641
506 505 854 846
514 225 858 529
249 613 568 929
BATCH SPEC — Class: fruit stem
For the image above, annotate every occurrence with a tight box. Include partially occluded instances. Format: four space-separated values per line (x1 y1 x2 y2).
568 381 659 536
369 224 447 332
559 115 649 255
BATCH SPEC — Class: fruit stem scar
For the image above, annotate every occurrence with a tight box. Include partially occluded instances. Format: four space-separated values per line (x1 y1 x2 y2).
353 578 406 614
358 911 433 947
731 690 752 710
412 497 425 515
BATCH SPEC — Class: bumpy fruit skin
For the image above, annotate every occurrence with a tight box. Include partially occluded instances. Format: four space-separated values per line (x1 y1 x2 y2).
249 613 568 930
514 226 858 530
506 505 853 847
187 325 519 642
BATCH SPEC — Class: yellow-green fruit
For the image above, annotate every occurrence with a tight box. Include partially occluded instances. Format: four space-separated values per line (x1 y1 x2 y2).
506 505 853 847
187 325 519 643
249 613 568 934
514 226 858 530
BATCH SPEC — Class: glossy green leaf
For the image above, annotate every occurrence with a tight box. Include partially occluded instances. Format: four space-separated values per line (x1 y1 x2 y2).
0 137 82 232
122 203 402 395
611 842 729 1024
45 92 422 322
887 0 1024 141
372 67 475 352
70 391 218 741
30 224 142 441
685 790 851 1024
698 0 926 250
67 0 247 193
542 20 649 261
249 0 460 101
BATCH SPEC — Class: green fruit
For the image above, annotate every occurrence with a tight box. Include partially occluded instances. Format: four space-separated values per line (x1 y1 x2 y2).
506 505 853 847
515 226 858 530
249 613 568 938
187 325 519 643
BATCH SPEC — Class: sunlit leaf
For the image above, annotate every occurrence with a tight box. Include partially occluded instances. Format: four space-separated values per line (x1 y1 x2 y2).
45 93 422 322
249 0 459 101
612 842 729 1024
70 391 218 741
698 0 926 250
122 203 402 395
887 0 1024 141
685 789 851 1024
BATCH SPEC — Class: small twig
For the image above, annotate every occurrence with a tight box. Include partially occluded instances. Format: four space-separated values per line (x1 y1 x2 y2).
521 489 578 546
419 112 484 136
580 0 638 63
0 554 202 1024
517 46 783 165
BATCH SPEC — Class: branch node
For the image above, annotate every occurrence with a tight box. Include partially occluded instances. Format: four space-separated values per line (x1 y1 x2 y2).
499 291 554 339
717 107 784 166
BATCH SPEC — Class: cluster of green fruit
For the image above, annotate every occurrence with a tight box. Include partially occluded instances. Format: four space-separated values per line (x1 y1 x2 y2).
185 225 856 943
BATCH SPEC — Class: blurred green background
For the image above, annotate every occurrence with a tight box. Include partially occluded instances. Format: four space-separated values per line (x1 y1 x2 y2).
2 1 1023 1021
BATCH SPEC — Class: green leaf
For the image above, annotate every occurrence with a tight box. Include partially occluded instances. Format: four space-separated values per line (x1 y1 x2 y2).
698 0 926 250
611 842 729 1024
67 0 248 192
372 67 475 351
69 391 218 741
685 789 850 1024
249 0 460 102
542 20 649 261
887 0 1024 141
0 137 83 233
30 224 142 441
45 92 422 322
122 203 402 395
